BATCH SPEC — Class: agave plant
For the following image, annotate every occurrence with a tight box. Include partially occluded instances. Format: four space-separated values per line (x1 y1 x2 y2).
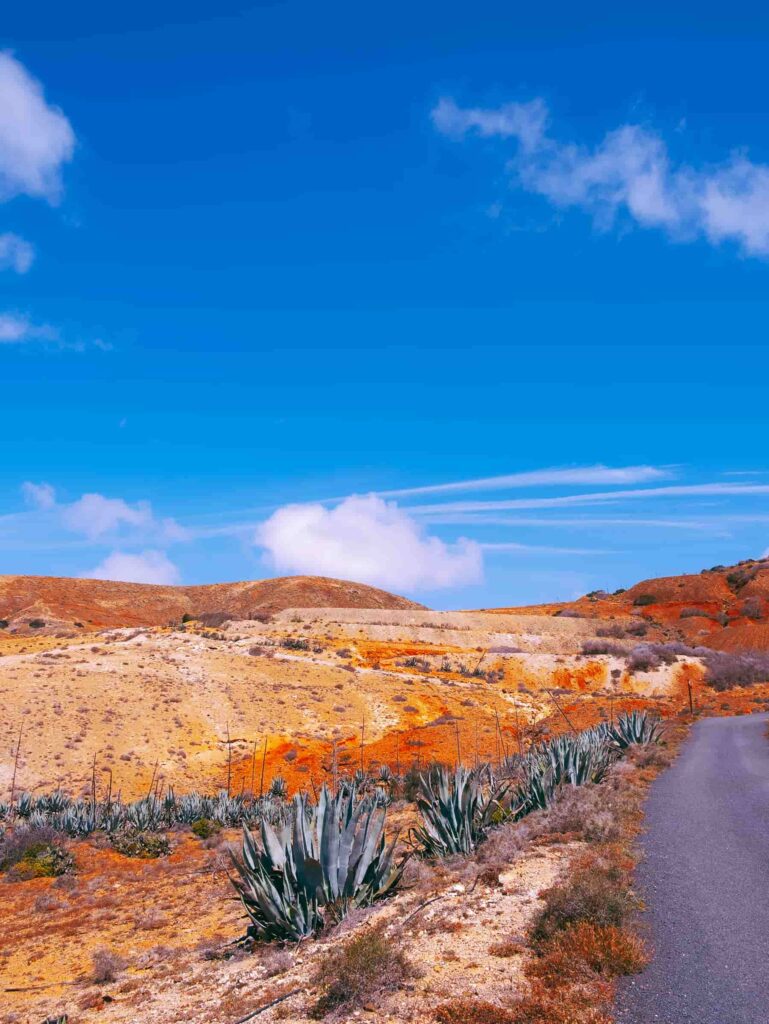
510 764 557 819
539 732 616 788
229 785 404 942
15 792 34 818
411 766 508 858
268 776 288 800
608 711 663 749
124 796 164 832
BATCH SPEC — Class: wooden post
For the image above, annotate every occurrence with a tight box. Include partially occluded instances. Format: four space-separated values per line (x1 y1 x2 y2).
250 739 257 801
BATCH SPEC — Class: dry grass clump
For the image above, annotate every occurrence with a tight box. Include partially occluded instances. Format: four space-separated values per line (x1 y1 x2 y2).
90 947 126 984
530 922 648 984
310 924 413 1019
435 988 613 1024
435 998 520 1023
529 849 639 946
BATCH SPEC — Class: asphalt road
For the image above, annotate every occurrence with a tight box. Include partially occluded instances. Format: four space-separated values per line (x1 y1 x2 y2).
616 712 769 1024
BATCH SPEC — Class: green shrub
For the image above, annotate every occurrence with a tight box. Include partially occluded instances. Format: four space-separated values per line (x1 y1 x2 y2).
631 594 656 607
28 618 45 629
191 818 220 839
0 619 8 629
110 830 170 859
0 826 73 879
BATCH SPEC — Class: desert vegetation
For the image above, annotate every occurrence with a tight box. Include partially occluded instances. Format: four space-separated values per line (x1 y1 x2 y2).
4 567 769 1022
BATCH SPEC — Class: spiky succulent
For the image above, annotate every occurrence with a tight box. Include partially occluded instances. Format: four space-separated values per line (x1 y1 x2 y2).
229 785 404 942
411 766 508 858
607 710 663 749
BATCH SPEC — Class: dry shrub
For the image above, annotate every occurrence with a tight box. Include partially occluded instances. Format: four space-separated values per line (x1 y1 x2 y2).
506 981 614 1024
488 937 524 957
435 989 613 1024
90 947 126 984
262 948 293 978
435 999 519 1024
703 650 769 691
530 850 638 946
310 924 412 1019
595 623 627 638
581 639 625 656
528 785 622 845
530 922 648 984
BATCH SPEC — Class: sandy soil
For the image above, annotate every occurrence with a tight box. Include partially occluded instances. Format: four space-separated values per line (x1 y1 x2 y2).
4 603 767 1024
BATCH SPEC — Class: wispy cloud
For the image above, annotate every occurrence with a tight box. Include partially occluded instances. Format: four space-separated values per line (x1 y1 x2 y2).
420 514 729 532
0 232 34 273
372 464 670 499
480 542 615 555
0 313 57 343
433 95 769 257
410 482 769 515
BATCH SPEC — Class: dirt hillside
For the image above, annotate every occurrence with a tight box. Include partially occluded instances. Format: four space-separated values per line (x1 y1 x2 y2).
0 574 424 632
486 557 769 651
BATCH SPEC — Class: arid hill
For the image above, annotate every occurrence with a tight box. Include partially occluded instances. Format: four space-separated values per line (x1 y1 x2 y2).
487 557 769 651
0 573 424 632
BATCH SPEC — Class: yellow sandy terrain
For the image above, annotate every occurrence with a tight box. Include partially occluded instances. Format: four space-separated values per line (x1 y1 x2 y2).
4 604 764 1024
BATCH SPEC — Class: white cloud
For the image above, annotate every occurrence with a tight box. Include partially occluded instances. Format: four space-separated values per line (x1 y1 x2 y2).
0 52 75 203
432 95 769 257
410 482 769 515
374 464 669 499
0 313 57 343
0 232 33 272
87 549 181 585
480 542 614 555
18 483 189 545
22 480 56 509
255 494 483 592
62 493 153 539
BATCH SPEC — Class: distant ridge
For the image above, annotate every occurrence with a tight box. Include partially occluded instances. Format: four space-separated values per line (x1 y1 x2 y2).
0 573 425 632
482 557 769 651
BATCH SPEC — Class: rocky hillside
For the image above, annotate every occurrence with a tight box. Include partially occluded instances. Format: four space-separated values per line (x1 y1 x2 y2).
492 558 769 651
0 574 424 632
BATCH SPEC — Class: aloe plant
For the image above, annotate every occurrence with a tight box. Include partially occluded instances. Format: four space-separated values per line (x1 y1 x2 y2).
607 710 663 749
411 766 508 857
229 785 404 942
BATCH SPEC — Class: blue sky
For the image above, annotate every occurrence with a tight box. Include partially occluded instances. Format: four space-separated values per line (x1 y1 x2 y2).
3 1 769 608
